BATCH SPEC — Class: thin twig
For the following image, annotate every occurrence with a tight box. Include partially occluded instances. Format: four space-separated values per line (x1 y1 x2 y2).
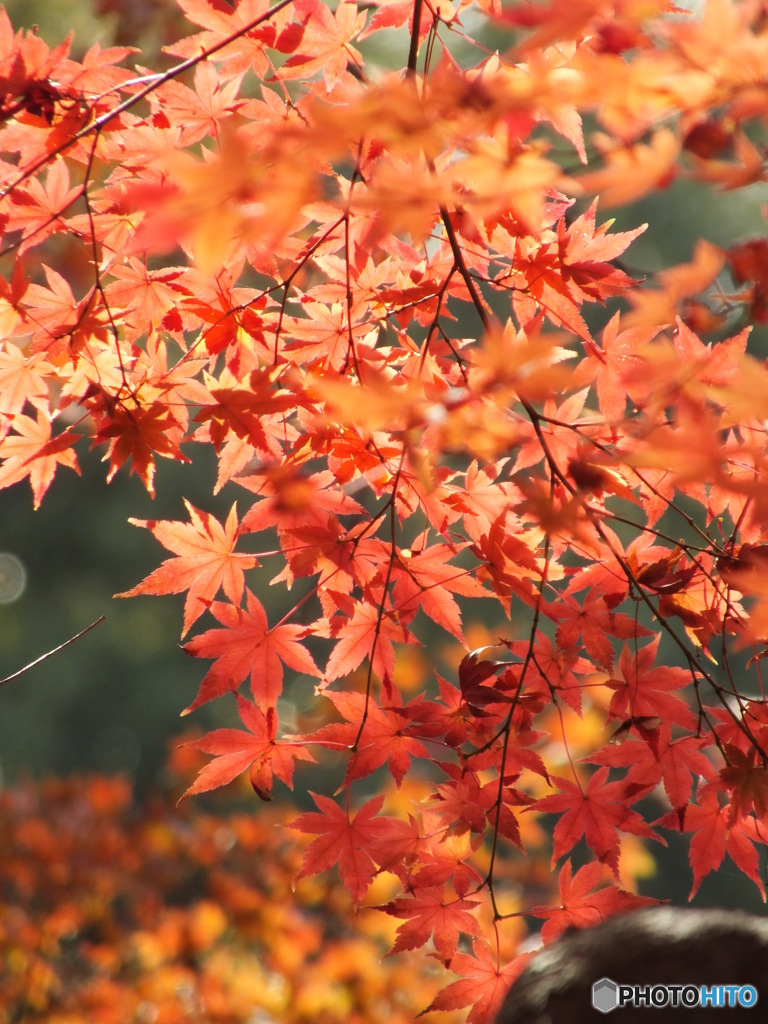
0 616 106 688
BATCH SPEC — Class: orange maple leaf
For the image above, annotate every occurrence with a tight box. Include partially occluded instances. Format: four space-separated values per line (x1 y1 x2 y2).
0 411 79 508
117 501 259 636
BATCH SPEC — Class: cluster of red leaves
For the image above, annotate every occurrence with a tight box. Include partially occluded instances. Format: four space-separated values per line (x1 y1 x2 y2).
4 0 768 1018
0 772 463 1024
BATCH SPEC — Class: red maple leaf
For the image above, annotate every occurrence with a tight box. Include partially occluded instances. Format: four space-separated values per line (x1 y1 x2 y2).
379 884 482 962
717 744 768 824
588 723 715 817
182 588 320 713
535 768 664 875
180 692 314 801
424 940 532 1024
193 366 299 452
320 599 410 684
117 501 259 635
289 792 399 904
510 202 643 341
308 688 433 787
91 400 187 497
392 539 486 641
658 786 766 899
554 591 643 671
606 637 696 730
530 859 659 943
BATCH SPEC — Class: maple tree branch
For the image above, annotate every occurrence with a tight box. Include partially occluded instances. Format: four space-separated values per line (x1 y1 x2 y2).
0 616 106 688
272 215 347 364
80 125 137 398
407 0 425 76
485 529 552 921
350 446 408 751
440 206 490 330
420 264 462 373
342 150 365 379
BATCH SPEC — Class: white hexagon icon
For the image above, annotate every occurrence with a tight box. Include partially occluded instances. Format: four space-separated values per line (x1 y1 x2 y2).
592 978 619 1013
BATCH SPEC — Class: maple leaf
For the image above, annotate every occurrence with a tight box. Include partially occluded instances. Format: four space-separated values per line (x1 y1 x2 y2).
588 723 714 818
379 884 481 962
658 787 766 899
530 859 660 943
117 501 259 636
392 540 486 641
553 592 645 671
289 792 398 904
471 511 542 607
432 765 528 844
0 345 50 420
182 588 321 713
606 638 696 731
456 644 517 714
5 158 82 251
180 692 314 801
423 940 532 1023
193 366 299 452
308 689 432 787
718 744 768 824
105 260 191 333
92 400 188 497
535 769 664 876
22 267 106 354
509 203 643 341
321 600 411 685
148 63 245 146
0 412 79 507
164 0 286 77
575 311 660 421
278 0 366 87
362 0 431 41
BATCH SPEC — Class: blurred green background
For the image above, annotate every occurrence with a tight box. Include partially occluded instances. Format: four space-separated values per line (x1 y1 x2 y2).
2 0 767 915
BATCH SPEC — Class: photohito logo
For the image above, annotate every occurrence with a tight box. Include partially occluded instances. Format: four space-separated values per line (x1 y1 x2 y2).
591 979 758 1012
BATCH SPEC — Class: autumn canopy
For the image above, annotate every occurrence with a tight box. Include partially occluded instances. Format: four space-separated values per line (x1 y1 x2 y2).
2 0 768 1018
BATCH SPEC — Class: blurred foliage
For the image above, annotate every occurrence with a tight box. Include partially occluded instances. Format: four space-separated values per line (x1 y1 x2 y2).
0 772 462 1023
4 0 187 60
